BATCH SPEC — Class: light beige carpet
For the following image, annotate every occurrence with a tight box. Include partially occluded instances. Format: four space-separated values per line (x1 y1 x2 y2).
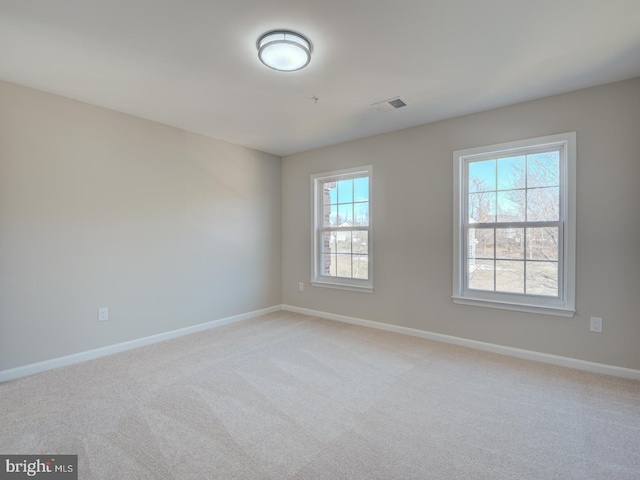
1 311 639 479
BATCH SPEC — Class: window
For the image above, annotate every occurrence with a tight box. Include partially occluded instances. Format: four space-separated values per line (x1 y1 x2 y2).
453 133 576 316
311 166 372 292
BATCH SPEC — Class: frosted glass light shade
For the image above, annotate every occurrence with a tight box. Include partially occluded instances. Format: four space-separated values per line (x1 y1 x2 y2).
257 30 311 72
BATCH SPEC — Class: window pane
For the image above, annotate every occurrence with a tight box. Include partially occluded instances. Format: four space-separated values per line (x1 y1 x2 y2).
527 187 559 221
496 228 524 259
496 260 524 294
469 192 496 223
526 262 558 297
338 204 353 225
336 231 352 253
337 179 353 203
336 254 352 278
353 255 368 280
498 156 525 190
353 231 368 254
526 227 559 261
468 259 494 291
497 190 525 222
322 253 336 277
354 177 369 201
469 228 494 259
322 231 336 254
353 202 369 226
527 151 559 188
469 159 496 192
323 182 337 205
323 204 337 227
467 228 477 259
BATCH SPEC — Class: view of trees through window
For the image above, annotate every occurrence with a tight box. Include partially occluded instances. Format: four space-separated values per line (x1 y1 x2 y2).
321 176 369 279
467 151 560 296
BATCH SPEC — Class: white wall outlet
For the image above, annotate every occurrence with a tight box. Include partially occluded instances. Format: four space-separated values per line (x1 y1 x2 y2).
98 307 109 322
299 282 304 291
590 317 602 333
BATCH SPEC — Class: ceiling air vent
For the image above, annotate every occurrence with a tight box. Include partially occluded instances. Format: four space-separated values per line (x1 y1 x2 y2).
371 96 408 112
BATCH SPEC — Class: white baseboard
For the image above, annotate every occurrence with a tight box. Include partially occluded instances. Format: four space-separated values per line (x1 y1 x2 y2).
282 304 640 381
0 305 282 383
5 304 638 383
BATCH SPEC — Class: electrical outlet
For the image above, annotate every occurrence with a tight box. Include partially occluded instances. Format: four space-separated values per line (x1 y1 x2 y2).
299 282 304 291
98 307 109 322
590 317 602 333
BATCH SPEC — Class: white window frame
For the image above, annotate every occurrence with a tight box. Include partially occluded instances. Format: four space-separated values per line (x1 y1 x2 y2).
311 165 373 293
453 133 576 317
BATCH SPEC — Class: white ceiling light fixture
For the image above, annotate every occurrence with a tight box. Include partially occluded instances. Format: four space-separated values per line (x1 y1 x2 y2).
257 30 312 72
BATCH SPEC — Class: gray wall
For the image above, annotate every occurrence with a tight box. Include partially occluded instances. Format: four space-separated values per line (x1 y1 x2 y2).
0 80 282 371
282 78 640 370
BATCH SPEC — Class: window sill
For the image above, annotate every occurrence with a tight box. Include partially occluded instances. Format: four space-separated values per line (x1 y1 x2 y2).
311 281 373 293
452 296 575 317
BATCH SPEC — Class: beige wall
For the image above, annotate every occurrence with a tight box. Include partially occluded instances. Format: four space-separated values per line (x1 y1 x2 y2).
0 80 281 371
2 77 638 374
282 78 640 370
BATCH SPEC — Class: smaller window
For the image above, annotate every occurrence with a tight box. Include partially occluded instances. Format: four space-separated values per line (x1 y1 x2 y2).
311 166 373 292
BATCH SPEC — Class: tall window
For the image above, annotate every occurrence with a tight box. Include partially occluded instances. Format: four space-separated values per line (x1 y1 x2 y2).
453 133 576 316
311 166 372 292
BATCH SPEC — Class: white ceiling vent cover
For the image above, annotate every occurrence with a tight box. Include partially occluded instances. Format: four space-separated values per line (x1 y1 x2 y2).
371 96 408 112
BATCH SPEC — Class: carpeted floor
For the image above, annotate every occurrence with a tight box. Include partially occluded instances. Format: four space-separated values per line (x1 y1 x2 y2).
1 311 639 479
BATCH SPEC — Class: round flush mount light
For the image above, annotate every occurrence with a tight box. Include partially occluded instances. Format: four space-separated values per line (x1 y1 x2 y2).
257 30 312 72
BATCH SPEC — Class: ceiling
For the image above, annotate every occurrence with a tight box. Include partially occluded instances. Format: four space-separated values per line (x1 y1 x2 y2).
1 1 639 157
